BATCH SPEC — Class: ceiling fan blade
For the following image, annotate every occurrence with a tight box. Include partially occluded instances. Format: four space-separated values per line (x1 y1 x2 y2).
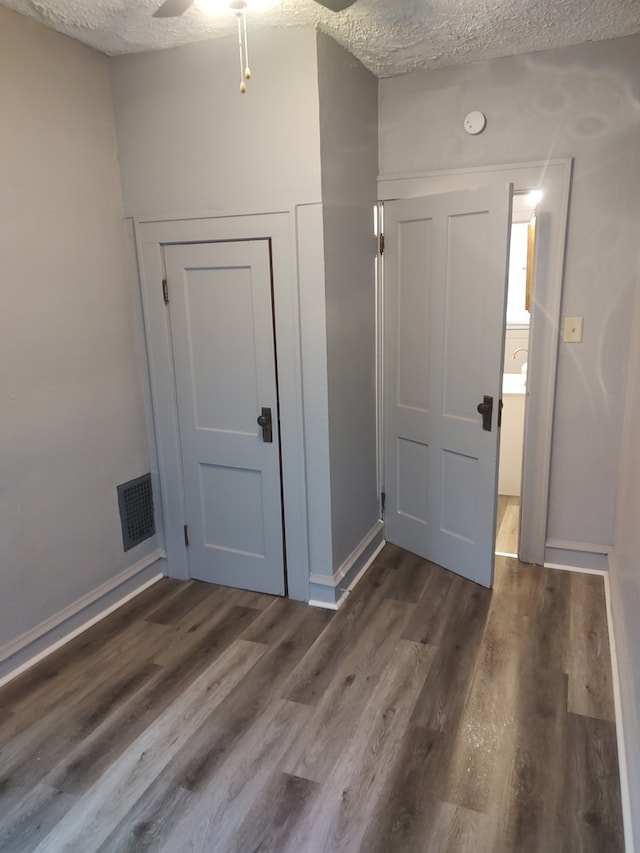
153 0 196 18
313 0 357 10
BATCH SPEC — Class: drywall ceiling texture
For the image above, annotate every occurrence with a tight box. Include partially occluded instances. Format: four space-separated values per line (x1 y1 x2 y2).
0 0 639 76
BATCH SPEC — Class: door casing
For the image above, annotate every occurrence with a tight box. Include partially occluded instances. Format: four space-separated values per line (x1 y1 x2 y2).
134 211 309 601
378 159 572 565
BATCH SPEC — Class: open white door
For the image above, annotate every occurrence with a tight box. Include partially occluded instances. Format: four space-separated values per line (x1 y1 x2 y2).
164 239 285 596
383 185 512 587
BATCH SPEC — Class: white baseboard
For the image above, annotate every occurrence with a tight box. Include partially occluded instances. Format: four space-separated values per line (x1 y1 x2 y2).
545 537 610 554
0 550 165 689
339 537 386 597
544 539 610 572
308 520 385 608
308 599 340 611
606 561 637 853
543 561 607 576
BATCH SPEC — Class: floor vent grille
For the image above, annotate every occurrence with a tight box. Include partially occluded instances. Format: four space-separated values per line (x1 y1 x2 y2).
117 473 155 551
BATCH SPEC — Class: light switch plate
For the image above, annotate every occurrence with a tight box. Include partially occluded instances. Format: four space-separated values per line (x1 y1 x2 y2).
563 316 583 343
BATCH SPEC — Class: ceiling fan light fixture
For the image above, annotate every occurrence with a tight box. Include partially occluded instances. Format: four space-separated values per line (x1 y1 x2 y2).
152 0 195 17
153 0 356 92
313 0 357 10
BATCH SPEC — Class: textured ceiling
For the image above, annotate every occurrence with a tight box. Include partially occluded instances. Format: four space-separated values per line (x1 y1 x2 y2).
1 0 639 77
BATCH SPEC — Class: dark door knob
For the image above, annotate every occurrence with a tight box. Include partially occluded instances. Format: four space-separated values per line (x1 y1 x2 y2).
477 395 494 431
257 407 273 443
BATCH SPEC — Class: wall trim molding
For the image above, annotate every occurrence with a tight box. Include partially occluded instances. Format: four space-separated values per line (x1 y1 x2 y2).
308 598 341 611
543 561 606 576
545 537 610 554
607 553 638 853
0 551 164 688
604 564 636 853
135 210 310 602
377 158 573 195
544 544 609 572
309 520 384 607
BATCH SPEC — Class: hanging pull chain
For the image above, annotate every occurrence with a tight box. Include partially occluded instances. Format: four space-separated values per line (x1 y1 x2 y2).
242 8 251 82
231 0 250 93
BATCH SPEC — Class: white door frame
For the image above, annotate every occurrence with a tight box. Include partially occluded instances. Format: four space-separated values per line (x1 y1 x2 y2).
378 159 573 565
133 210 309 601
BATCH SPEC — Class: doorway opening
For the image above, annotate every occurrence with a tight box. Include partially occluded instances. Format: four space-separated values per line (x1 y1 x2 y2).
495 193 538 558
378 159 572 574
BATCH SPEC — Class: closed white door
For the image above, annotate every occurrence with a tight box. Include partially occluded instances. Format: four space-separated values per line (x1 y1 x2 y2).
164 239 285 596
383 185 512 587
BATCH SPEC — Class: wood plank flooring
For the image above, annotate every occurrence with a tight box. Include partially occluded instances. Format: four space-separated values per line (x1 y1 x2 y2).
496 494 520 555
0 547 623 852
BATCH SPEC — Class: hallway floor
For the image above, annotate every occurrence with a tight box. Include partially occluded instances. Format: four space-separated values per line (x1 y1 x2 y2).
0 546 623 851
496 494 520 555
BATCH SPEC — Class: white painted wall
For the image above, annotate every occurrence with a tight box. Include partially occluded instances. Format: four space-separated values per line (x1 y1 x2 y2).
610 253 640 849
504 328 529 374
109 27 323 216
0 8 156 654
316 33 380 571
379 35 640 553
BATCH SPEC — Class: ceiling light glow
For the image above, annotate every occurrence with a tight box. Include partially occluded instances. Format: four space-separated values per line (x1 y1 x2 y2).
197 0 279 14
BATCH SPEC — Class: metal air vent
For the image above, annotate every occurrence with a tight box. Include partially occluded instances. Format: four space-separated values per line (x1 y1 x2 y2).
117 473 155 551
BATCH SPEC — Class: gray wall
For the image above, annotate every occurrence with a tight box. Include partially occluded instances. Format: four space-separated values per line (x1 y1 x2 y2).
611 260 640 846
110 27 326 593
0 8 155 652
109 27 323 216
379 36 640 554
316 32 380 569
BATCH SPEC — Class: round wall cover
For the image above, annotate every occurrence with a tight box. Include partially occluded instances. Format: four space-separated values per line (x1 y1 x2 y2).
464 111 486 135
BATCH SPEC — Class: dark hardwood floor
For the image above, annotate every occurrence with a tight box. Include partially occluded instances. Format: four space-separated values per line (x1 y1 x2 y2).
0 546 623 852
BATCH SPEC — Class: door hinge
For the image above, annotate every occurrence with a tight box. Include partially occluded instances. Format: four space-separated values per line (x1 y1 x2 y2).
183 524 189 546
381 491 386 514
162 278 169 305
379 233 385 255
